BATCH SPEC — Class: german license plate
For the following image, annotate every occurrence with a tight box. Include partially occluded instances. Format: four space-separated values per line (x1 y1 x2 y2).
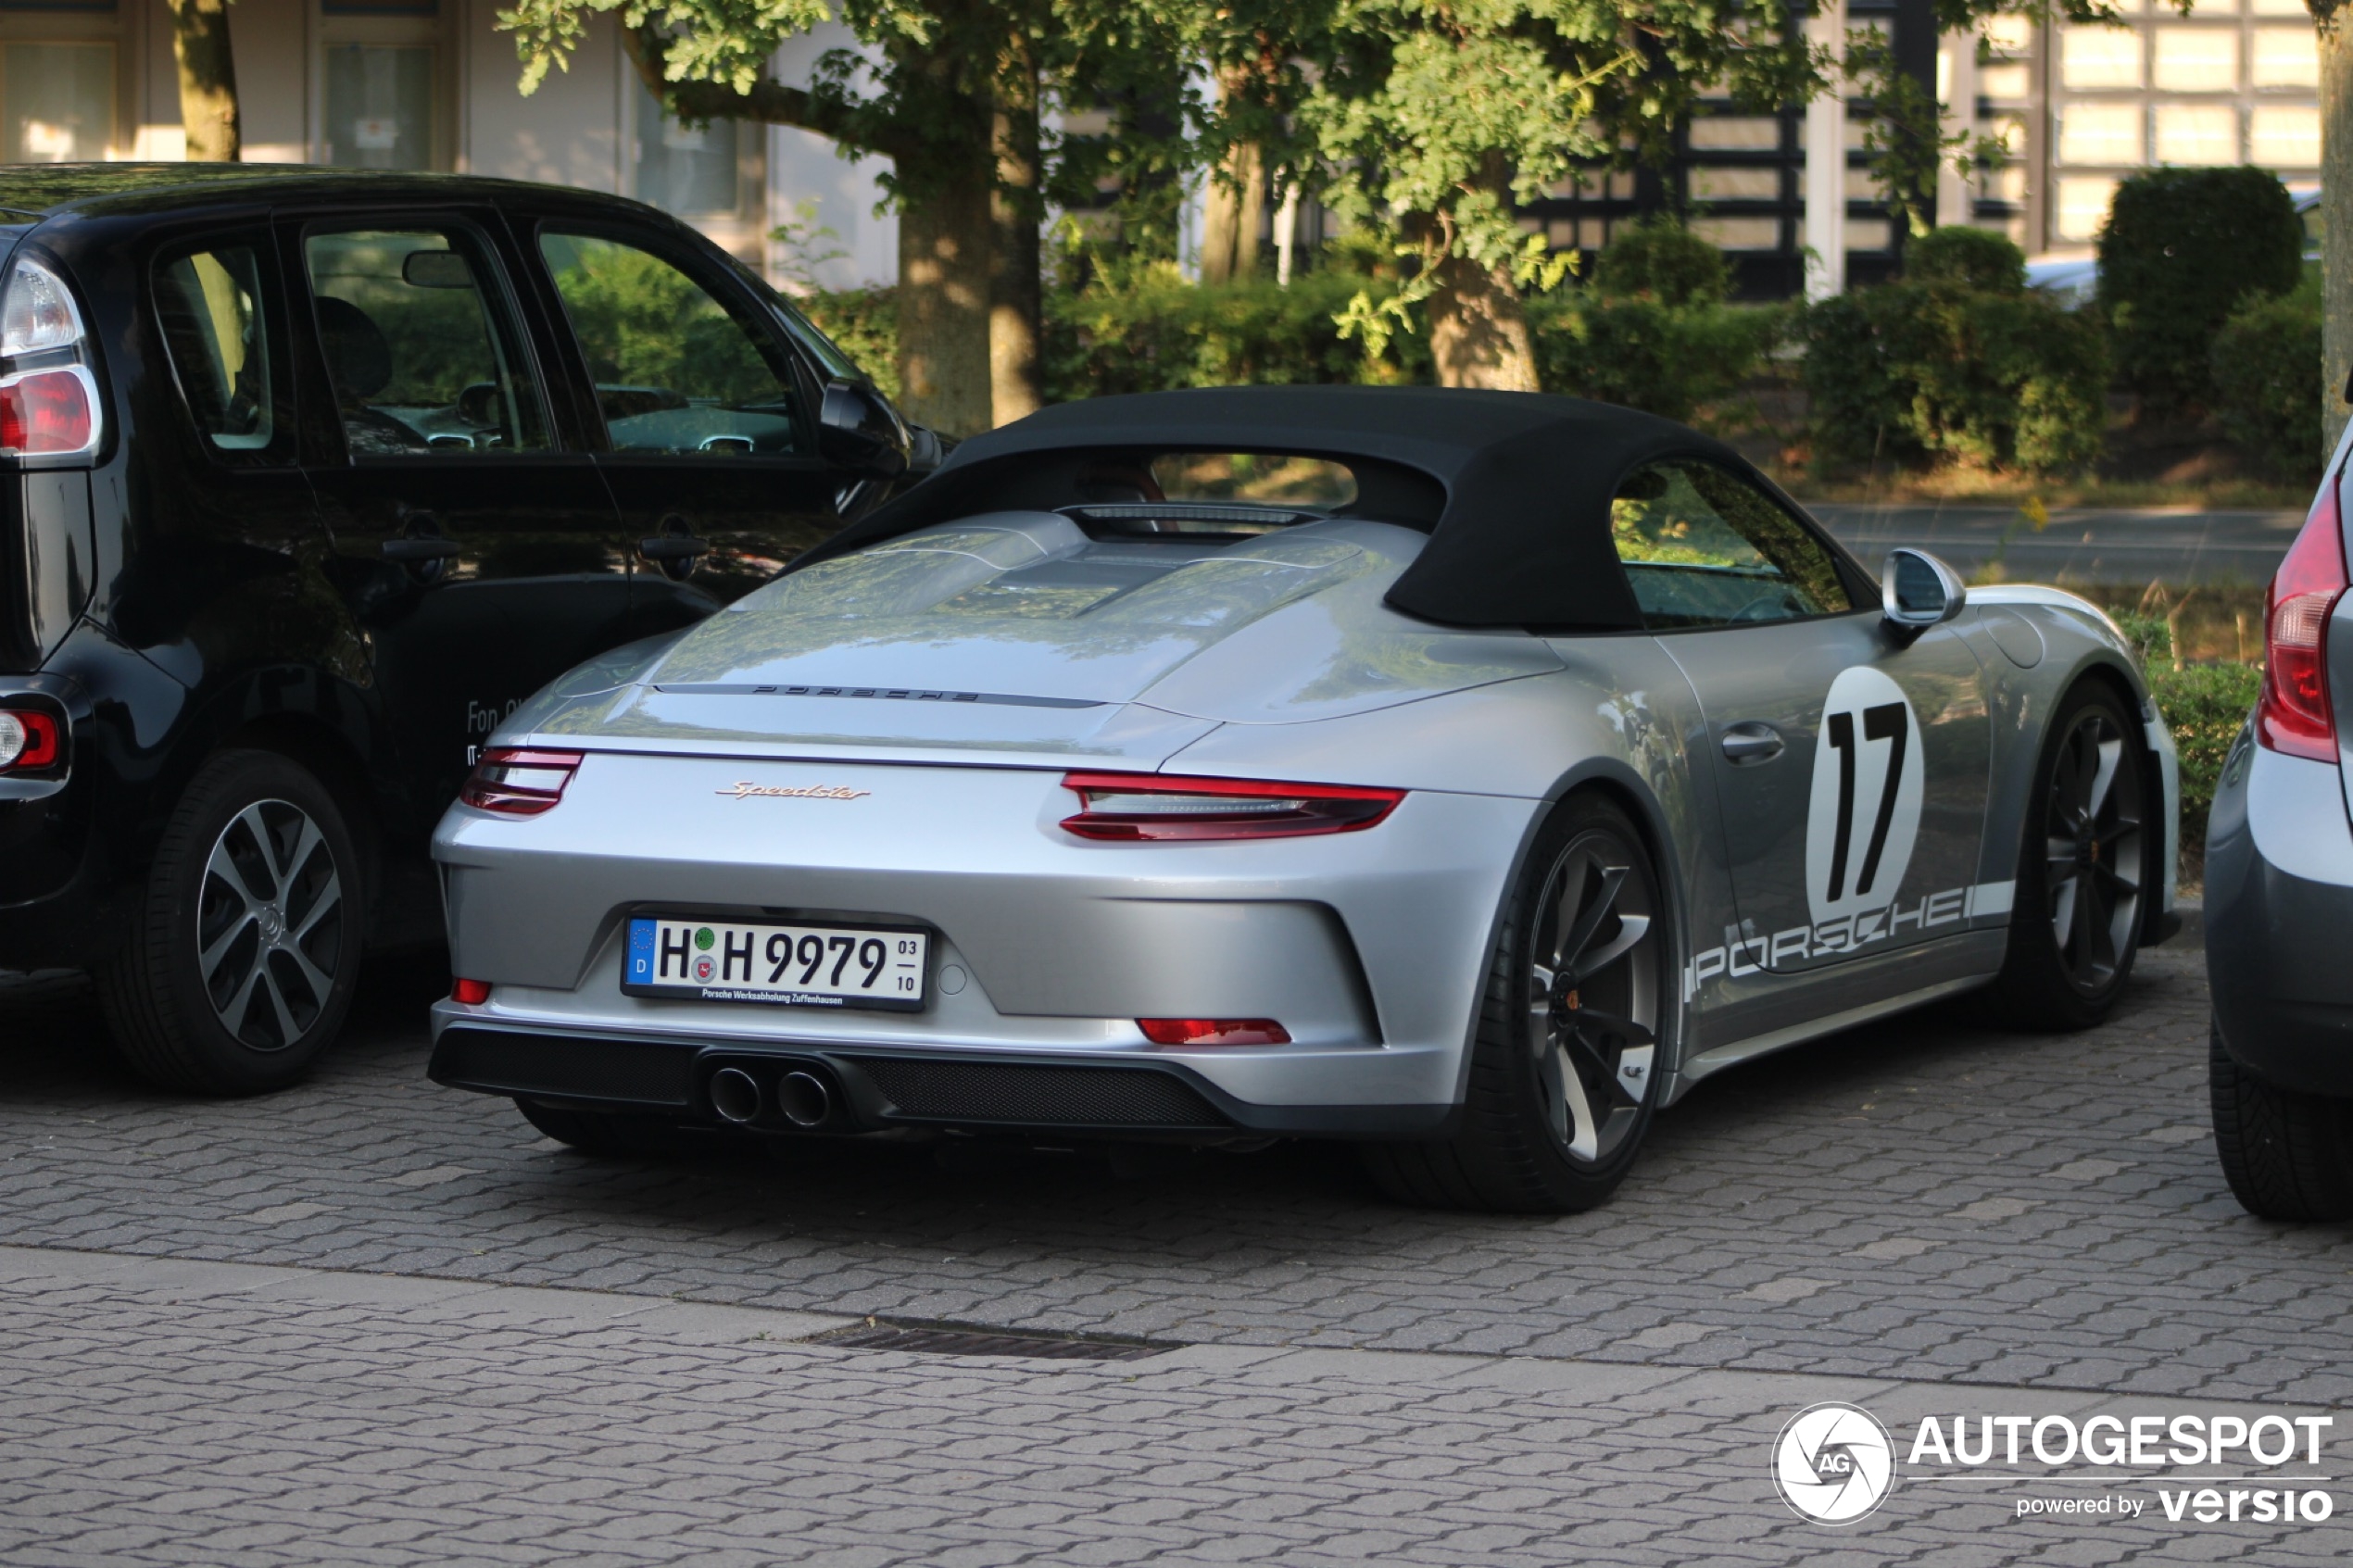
623 916 928 1010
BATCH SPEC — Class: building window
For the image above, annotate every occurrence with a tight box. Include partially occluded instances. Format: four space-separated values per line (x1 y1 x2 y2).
2151 29 2239 93
2056 175 2120 242
2058 103 2144 165
2251 28 2319 89
2061 29 2144 91
634 80 741 217
323 44 435 170
2 43 113 163
2154 103 2239 163
2248 102 2320 165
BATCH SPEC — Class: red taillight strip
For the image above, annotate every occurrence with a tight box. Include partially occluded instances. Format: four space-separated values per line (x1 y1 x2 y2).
2257 479 2348 763
1060 771 1403 841
459 747 585 815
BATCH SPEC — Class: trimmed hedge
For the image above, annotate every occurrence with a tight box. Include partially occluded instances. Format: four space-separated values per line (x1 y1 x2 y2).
2147 660 2262 859
2097 167 2304 415
1802 229 2108 474
2212 272 2323 479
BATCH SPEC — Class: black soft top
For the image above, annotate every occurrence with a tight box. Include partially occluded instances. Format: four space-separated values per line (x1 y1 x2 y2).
799 385 1803 632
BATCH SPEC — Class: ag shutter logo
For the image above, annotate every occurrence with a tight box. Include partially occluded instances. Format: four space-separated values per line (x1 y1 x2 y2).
1774 1402 1898 1525
1803 667 1924 926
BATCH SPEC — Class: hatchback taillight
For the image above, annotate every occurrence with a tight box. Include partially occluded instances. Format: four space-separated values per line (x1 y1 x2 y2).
0 257 99 464
1060 771 1404 841
0 708 60 771
2258 481 2348 763
459 748 584 814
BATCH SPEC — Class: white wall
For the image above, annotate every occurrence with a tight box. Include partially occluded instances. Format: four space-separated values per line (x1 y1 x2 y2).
765 25 896 290
461 0 621 193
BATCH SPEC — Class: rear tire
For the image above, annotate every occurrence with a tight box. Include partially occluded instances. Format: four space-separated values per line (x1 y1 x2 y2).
1361 793 1667 1213
1982 682 2148 1031
98 749 363 1095
2209 1023 2353 1221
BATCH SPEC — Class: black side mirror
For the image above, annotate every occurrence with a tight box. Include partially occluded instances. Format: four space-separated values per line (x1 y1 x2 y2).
1881 547 1967 632
818 379 909 480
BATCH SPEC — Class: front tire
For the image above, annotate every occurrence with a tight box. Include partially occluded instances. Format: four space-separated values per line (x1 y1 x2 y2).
98 749 364 1095
2209 1023 2353 1221
1982 682 2148 1031
1362 793 1667 1213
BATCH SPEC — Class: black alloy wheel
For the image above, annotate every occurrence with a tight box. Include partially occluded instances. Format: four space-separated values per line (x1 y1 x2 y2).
1983 683 2148 1031
1362 793 1667 1212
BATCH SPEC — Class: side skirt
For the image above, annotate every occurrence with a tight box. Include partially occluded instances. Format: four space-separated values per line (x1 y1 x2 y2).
1666 972 1997 1102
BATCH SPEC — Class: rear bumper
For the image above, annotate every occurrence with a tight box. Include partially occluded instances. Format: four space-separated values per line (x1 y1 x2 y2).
429 1022 1453 1138
2206 738 2353 1098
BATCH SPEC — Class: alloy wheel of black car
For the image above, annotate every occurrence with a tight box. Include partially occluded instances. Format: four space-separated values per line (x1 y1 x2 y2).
98 750 365 1095
195 799 346 1051
1983 683 2147 1031
1362 792 1665 1213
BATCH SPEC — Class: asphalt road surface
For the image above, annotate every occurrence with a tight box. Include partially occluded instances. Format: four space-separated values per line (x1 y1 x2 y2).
1809 504 2305 589
2 937 2348 1565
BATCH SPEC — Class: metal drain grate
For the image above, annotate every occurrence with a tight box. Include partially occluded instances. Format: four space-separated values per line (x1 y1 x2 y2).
809 1322 1176 1362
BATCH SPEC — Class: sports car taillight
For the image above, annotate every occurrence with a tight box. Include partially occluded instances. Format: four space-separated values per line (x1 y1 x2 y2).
1059 771 1404 841
0 257 100 463
2257 481 2348 762
459 748 584 814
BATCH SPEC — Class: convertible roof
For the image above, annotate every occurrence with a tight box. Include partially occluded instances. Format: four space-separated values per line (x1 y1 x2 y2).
799 385 1767 631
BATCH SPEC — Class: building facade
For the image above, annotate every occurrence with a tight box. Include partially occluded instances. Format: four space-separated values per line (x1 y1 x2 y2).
0 0 2323 298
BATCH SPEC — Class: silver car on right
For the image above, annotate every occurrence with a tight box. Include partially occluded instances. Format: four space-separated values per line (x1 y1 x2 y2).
2208 413 2353 1218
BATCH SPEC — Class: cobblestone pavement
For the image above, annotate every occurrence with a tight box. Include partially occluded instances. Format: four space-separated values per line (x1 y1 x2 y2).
3 940 2350 1562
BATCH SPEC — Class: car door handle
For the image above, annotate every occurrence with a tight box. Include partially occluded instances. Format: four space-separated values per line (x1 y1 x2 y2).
380 537 459 561
638 534 712 560
1720 722 1785 764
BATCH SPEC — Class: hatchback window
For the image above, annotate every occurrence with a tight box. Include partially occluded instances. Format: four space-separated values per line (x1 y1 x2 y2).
1609 460 1854 630
537 229 806 457
154 243 279 457
303 227 550 458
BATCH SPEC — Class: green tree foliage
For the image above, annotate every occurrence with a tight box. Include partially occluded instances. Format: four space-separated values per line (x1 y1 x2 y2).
1902 223 2028 293
1590 220 1730 307
2146 660 2262 858
2096 166 2306 416
2213 271 2324 479
1804 227 2108 475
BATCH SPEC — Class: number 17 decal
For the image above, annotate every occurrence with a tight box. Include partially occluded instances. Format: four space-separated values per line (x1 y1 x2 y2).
1805 667 1925 926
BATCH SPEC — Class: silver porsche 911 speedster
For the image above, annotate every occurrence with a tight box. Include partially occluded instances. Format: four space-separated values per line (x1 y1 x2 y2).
427 387 2180 1212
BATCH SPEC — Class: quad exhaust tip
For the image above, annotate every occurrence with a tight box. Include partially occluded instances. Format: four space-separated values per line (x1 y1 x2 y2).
709 1066 763 1124
776 1070 831 1128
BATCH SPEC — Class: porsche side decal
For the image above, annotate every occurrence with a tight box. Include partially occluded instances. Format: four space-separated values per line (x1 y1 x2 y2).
1681 880 2016 1002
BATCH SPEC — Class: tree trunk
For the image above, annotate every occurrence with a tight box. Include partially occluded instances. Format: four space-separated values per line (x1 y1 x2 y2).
2323 18 2353 458
168 0 240 162
989 57 1043 427
1201 142 1265 286
1426 254 1541 390
898 146 995 440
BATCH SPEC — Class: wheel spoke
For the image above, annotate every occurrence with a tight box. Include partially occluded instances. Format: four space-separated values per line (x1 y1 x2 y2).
1535 1041 1575 1148
289 877 343 948
1569 913 1652 984
2050 871 2080 952
205 830 271 911
199 913 256 976
2084 734 2123 822
257 967 302 1047
1552 862 1626 971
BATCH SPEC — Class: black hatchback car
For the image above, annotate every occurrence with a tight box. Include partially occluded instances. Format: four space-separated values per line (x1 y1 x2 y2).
0 165 932 1094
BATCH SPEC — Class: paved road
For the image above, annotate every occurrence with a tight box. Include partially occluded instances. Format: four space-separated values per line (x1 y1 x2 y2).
1808 504 2305 588
2 941 2349 1563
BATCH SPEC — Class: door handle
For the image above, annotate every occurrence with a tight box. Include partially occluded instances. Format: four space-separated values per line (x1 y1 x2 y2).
1720 722 1785 765
638 534 712 560
381 537 459 561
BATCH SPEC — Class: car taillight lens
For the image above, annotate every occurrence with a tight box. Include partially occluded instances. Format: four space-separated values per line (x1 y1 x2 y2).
0 258 99 463
1138 1018 1290 1046
0 367 94 457
2258 481 2348 762
1059 771 1404 841
459 748 584 814
0 708 60 771
450 978 492 1005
